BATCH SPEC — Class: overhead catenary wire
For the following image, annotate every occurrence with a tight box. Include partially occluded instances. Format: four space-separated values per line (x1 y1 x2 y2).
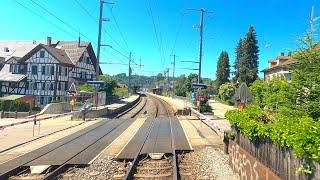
29 0 96 45
73 0 97 24
12 0 77 39
146 0 166 68
170 12 185 55
73 0 129 55
107 4 131 51
13 0 129 71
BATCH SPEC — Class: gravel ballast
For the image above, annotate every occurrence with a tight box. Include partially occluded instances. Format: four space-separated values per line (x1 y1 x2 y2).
62 155 124 180
179 147 238 180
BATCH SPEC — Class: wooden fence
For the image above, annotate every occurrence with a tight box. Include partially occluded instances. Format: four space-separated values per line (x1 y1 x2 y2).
233 129 320 180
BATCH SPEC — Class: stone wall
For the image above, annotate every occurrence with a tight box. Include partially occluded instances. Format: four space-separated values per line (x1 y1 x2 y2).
228 141 281 180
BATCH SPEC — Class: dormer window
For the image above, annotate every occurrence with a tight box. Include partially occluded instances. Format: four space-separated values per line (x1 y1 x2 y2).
40 50 45 58
10 64 19 73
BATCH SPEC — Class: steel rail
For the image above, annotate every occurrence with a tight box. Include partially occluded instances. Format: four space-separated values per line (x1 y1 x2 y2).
0 120 111 179
156 96 179 180
123 120 155 180
123 95 161 179
44 118 130 179
1 94 146 179
44 95 148 179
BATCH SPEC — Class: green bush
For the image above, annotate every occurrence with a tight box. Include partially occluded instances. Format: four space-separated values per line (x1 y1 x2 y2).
32 106 42 111
9 101 30 112
0 101 4 111
218 82 235 104
200 103 212 113
226 104 320 161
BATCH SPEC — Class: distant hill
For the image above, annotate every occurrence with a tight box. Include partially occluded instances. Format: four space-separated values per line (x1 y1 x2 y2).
112 73 213 89
113 73 155 88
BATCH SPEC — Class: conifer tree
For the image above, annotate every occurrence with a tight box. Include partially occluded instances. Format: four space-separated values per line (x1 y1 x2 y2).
216 51 230 87
234 38 244 82
242 25 259 84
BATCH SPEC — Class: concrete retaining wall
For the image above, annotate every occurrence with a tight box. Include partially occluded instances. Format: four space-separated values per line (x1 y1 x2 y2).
75 95 141 119
228 140 281 180
40 103 72 114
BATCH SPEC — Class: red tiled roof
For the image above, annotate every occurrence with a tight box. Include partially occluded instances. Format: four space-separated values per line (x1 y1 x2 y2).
262 59 298 72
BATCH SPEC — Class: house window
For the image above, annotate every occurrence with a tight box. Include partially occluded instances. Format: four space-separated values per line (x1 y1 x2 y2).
11 64 19 73
50 66 55 75
65 67 68 76
41 83 45 90
33 83 37 90
40 96 44 104
58 66 61 76
58 82 61 90
65 83 68 91
286 73 292 81
81 72 86 79
50 83 54 90
87 57 90 64
40 50 45 58
31 65 37 75
41 66 45 75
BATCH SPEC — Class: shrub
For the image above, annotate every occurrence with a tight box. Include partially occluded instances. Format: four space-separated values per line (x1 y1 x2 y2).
200 103 212 113
218 82 235 104
32 106 42 111
9 101 30 112
225 104 320 161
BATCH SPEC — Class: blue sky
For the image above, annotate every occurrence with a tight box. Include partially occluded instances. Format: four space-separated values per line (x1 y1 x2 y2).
0 0 317 79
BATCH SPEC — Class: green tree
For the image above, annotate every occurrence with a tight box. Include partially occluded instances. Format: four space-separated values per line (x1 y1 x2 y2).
218 82 236 104
233 38 244 82
77 84 96 92
174 75 187 97
100 75 117 96
184 73 198 92
292 41 320 120
216 51 230 87
241 26 259 84
250 79 266 107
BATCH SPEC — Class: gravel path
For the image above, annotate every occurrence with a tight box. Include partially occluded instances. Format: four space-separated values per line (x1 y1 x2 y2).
179 147 238 180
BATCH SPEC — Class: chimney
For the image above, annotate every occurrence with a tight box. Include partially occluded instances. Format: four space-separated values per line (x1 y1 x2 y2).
78 37 81 47
3 47 9 52
280 52 285 56
47 37 52 46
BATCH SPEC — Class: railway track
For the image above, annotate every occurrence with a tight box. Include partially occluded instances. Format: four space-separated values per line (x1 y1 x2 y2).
114 94 180 180
0 94 147 180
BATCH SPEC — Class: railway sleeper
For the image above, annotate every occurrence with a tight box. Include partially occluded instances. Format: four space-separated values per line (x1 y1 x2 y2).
134 172 172 178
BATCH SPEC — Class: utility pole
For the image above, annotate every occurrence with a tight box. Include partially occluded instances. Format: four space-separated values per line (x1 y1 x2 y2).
96 0 113 80
128 52 132 94
198 9 204 84
96 0 104 80
171 54 176 96
186 8 212 83
186 8 212 112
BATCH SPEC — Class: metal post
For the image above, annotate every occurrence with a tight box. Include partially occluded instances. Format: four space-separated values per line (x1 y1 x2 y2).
172 55 176 96
38 114 40 136
96 0 104 80
128 52 132 95
198 9 204 84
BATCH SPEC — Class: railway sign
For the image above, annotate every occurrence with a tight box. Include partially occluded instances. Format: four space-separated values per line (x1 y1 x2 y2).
87 81 105 89
191 83 208 89
68 82 77 94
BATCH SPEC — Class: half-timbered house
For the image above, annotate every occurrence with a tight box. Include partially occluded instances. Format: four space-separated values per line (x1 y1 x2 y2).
0 37 100 107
